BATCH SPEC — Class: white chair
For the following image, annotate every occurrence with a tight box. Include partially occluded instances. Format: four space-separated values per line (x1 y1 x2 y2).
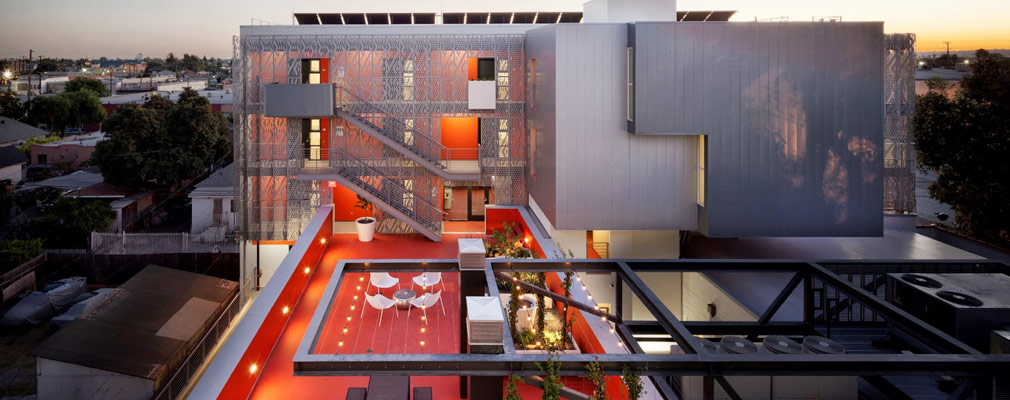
363 293 396 326
412 272 446 315
409 290 445 324
362 273 400 318
365 272 400 295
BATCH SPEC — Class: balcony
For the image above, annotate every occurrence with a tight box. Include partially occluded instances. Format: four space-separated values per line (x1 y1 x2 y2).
263 83 335 118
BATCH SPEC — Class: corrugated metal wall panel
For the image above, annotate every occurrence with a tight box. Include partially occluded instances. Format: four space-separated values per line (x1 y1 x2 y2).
525 26 559 226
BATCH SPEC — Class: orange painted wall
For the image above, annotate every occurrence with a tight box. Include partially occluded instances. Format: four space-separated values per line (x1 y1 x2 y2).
217 208 333 400
467 57 478 80
332 183 368 221
440 117 478 160
319 58 329 83
319 118 330 160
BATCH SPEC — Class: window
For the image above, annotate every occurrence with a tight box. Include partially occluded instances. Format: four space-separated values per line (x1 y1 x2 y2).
302 118 321 161
496 59 509 101
37 154 47 164
627 47 634 121
213 198 223 224
402 179 414 209
529 59 536 109
530 127 536 179
404 119 415 146
402 60 414 101
697 135 706 206
477 58 495 81
301 59 322 84
497 119 509 158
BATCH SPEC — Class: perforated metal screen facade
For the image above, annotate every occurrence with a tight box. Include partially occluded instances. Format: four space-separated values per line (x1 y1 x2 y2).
234 32 528 241
884 33 916 214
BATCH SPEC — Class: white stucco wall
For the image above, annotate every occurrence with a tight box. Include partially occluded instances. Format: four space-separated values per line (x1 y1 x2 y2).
0 164 22 183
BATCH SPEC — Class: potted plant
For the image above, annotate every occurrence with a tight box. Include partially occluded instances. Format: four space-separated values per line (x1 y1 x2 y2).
354 194 375 242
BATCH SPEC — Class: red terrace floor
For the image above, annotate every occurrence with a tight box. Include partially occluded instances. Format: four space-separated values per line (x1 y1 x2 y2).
247 232 597 400
249 233 469 400
314 271 460 355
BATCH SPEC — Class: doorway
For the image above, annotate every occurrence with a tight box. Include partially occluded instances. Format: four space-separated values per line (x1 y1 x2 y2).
444 186 494 221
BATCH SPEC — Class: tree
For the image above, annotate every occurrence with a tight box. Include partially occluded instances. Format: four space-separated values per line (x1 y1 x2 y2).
0 239 43 272
91 88 231 186
61 90 106 127
0 89 26 120
33 197 114 248
28 95 72 131
166 52 178 71
65 77 110 97
914 52 1010 247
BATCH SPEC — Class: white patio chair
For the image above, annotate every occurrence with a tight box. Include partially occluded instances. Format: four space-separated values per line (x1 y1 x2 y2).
363 293 396 327
412 272 446 315
362 273 400 318
409 290 445 324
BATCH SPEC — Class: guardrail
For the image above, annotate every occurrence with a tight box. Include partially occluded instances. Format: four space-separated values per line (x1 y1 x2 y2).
90 232 238 255
153 293 241 400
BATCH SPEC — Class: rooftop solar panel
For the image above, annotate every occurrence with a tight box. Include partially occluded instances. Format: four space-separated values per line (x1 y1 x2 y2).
294 13 319 25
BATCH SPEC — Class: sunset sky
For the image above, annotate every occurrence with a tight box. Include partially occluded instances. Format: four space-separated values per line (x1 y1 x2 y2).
1 0 1007 59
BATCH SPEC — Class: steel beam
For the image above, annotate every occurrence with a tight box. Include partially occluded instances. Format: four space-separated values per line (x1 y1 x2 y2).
617 262 701 354
627 320 815 337
747 272 805 340
494 271 621 323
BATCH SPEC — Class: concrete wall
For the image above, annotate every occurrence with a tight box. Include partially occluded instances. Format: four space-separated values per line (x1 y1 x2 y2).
190 196 235 235
30 143 96 168
630 22 885 237
608 230 680 259
583 0 678 23
526 24 698 232
37 358 153 400
681 272 757 322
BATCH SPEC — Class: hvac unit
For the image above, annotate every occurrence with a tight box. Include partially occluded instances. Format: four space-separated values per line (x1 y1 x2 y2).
466 296 504 354
678 337 772 400
886 273 1010 352
457 238 486 271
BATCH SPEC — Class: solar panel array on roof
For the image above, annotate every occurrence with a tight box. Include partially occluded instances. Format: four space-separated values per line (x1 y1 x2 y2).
676 10 737 22
292 12 584 25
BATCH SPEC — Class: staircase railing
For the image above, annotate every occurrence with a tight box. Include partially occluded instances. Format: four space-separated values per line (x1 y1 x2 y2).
330 146 442 234
334 85 453 171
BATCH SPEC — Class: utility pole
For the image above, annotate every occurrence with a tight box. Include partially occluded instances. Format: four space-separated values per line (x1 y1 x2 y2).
27 49 32 103
944 41 951 57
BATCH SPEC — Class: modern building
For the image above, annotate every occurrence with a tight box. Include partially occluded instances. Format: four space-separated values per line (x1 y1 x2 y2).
179 4 1010 399
231 0 916 289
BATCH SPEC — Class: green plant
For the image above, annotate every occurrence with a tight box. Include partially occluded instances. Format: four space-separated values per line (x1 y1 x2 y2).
622 364 645 400
561 271 573 346
354 194 374 219
486 221 534 258
535 272 546 343
536 353 564 400
515 329 537 349
505 374 522 400
586 357 607 400
507 272 521 337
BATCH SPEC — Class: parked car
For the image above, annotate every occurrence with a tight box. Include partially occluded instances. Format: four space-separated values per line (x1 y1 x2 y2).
25 165 56 181
63 127 84 136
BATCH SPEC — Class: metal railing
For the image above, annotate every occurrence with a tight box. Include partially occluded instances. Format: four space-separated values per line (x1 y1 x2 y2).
331 146 442 234
153 293 241 400
334 85 456 171
90 232 239 255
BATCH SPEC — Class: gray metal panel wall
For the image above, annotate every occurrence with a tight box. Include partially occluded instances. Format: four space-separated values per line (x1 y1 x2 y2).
633 22 884 236
525 26 559 226
550 24 698 231
263 84 334 117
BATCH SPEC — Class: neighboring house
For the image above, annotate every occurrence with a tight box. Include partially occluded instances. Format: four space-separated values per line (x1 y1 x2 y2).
915 68 965 97
189 164 235 240
18 168 155 232
0 145 27 184
30 131 106 168
32 266 236 400
0 117 48 147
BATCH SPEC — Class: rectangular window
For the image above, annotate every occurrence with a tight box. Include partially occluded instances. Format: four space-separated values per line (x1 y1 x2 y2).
497 119 509 158
37 154 47 164
627 47 634 121
302 59 322 84
477 58 495 81
302 118 321 161
402 179 415 209
529 59 536 109
404 119 415 146
496 59 509 101
697 135 706 206
402 60 415 101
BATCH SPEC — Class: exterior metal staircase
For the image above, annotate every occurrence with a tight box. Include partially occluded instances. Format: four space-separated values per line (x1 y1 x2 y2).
333 86 481 181
330 146 443 241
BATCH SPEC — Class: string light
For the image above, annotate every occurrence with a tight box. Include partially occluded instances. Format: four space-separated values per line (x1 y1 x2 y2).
249 364 258 374
304 267 310 274
282 306 290 315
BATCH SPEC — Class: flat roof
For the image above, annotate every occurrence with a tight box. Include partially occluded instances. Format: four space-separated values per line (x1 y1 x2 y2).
32 266 237 382
102 89 232 105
